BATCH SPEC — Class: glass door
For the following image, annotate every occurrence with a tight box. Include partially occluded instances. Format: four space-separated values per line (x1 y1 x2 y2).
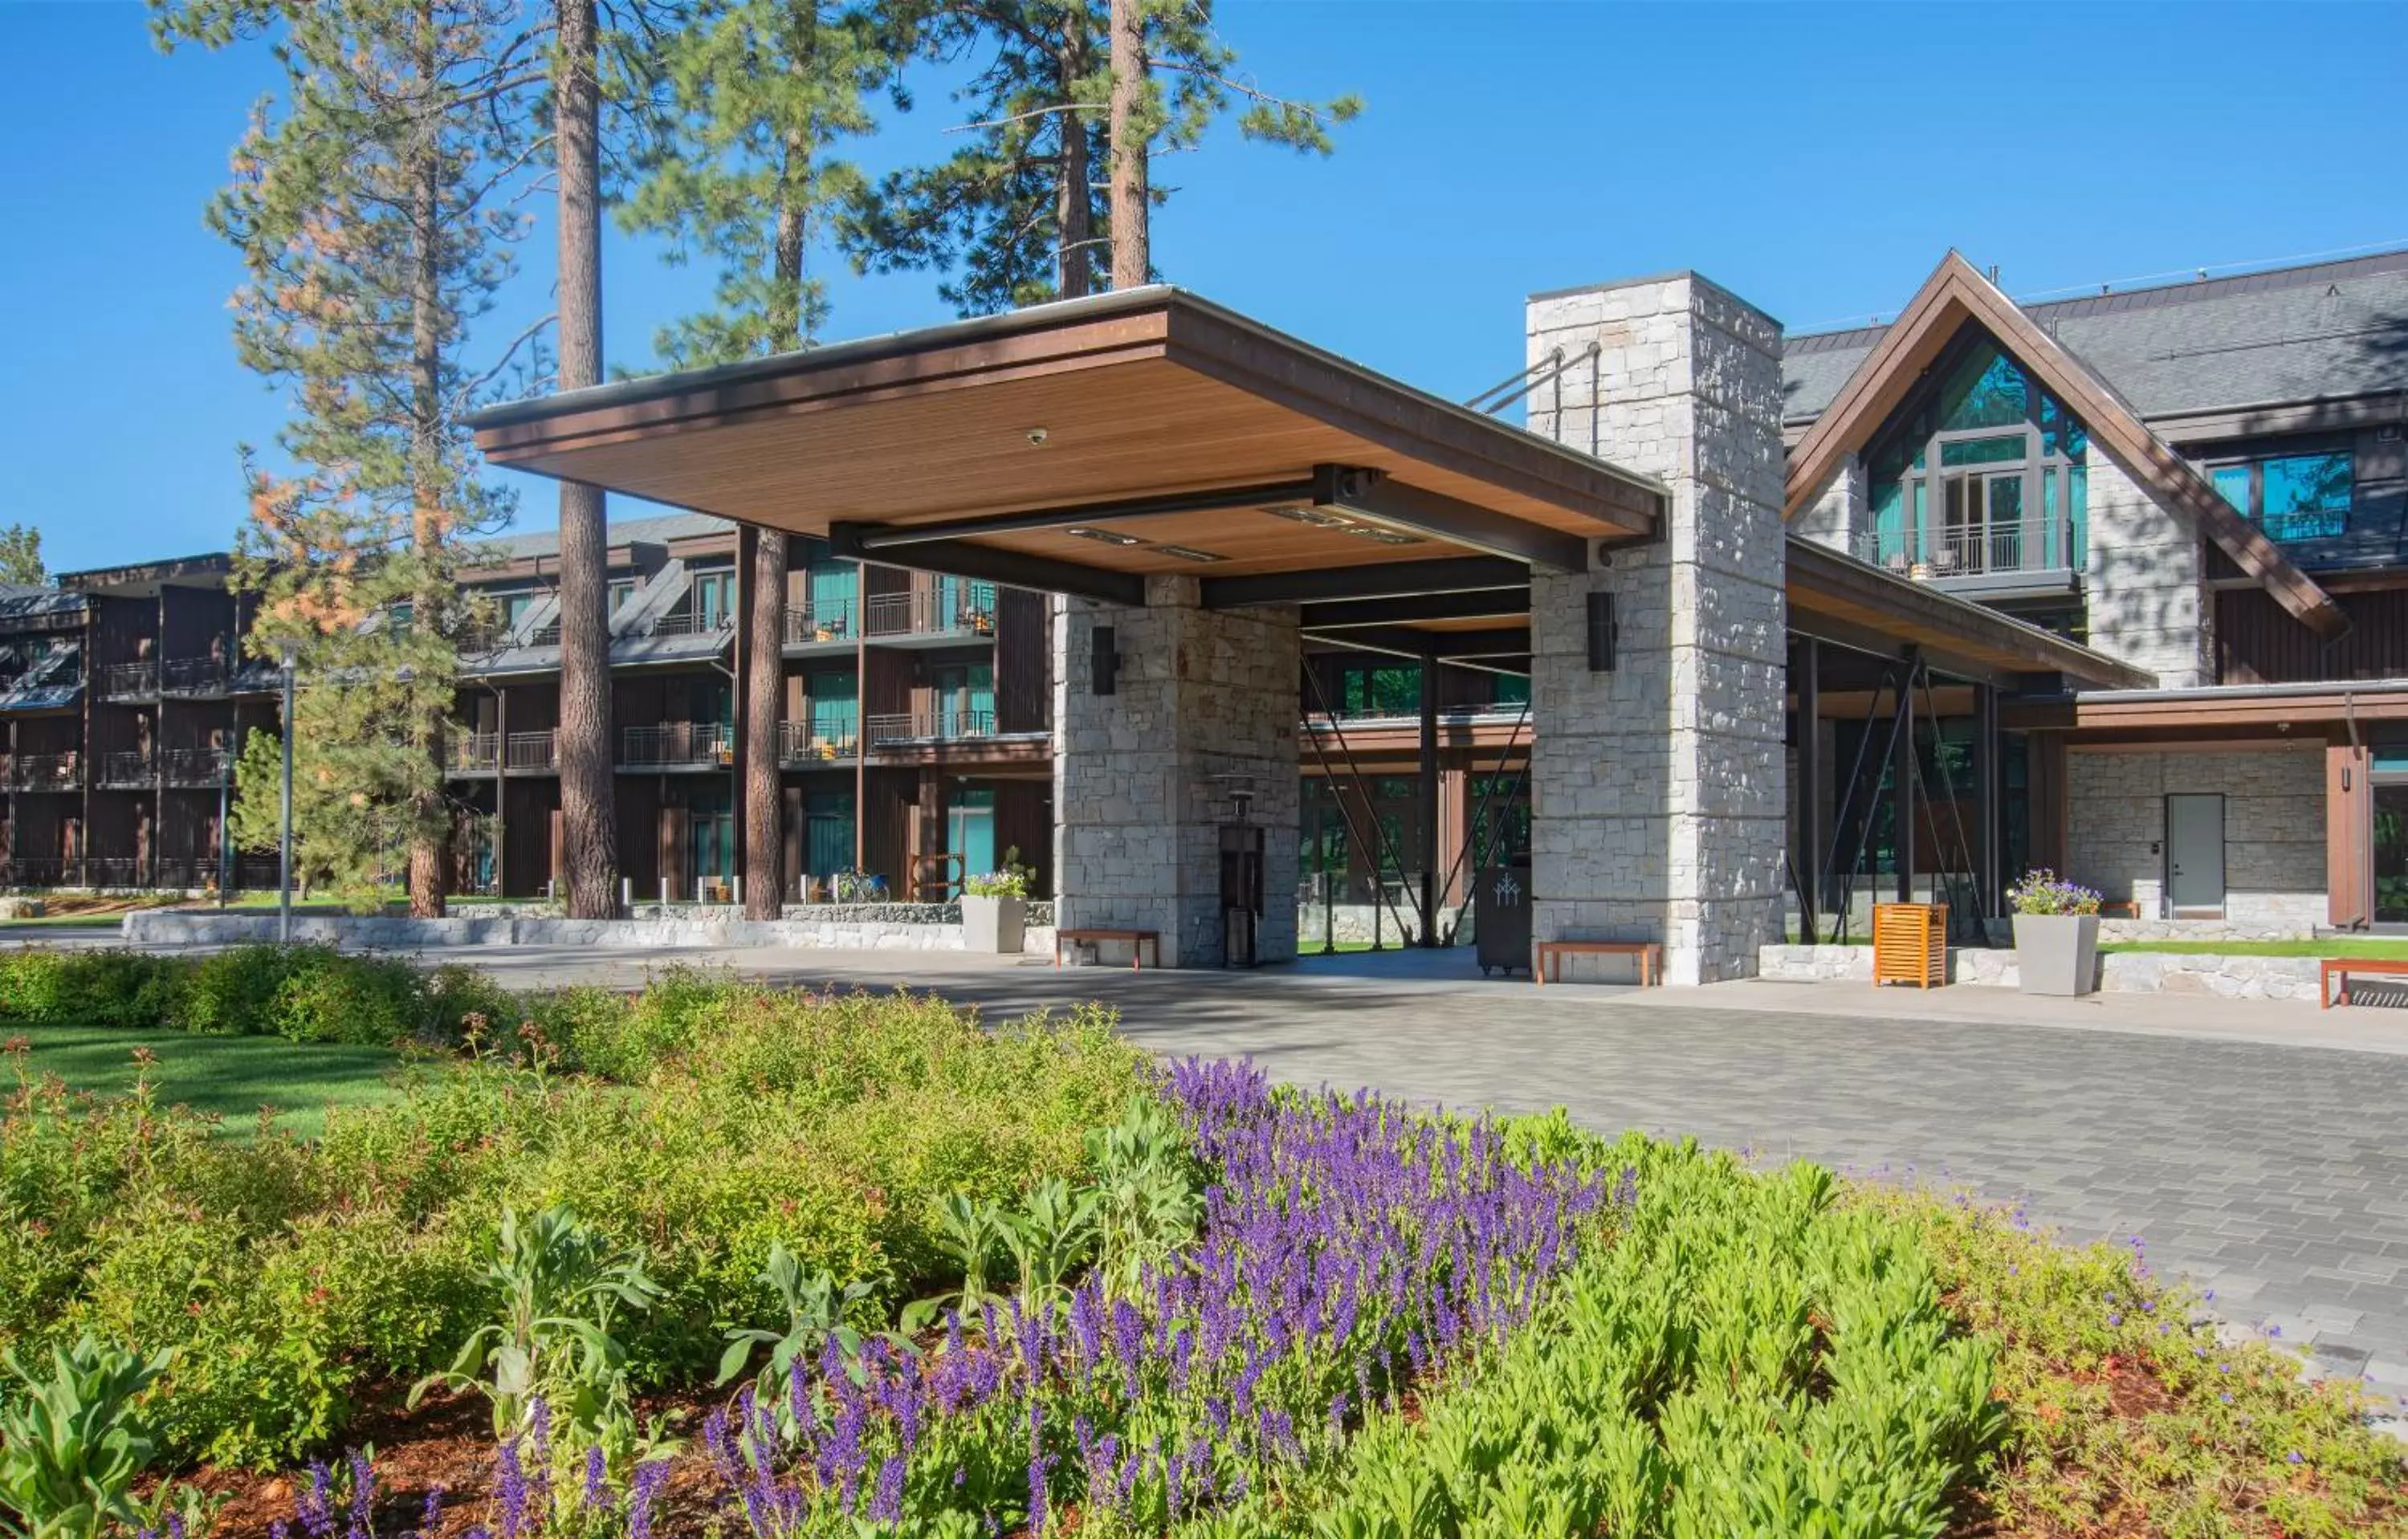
947 786 996 885
805 791 855 883
688 784 735 888
2374 781 2408 926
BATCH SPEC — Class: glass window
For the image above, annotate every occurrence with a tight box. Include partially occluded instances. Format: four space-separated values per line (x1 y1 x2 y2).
808 671 856 752
1491 674 1530 708
1936 346 2028 432
689 568 735 625
2207 449 2352 541
2211 465 2250 511
1939 434 2027 467
609 579 638 612
805 791 854 880
1339 663 1421 717
503 592 536 627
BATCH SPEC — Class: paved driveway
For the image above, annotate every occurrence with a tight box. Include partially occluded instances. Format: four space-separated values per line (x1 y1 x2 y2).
13 928 2408 1412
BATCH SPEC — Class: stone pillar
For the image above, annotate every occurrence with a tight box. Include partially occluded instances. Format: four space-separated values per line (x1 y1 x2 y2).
1523 274 1787 984
1052 577 1300 967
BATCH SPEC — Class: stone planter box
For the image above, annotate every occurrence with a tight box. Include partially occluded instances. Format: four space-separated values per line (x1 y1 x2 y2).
2014 913 2100 996
960 894 1026 955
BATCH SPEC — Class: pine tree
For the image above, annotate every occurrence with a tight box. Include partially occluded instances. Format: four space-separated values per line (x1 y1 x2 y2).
621 0 901 918
849 0 1355 312
157 0 546 914
0 525 42 586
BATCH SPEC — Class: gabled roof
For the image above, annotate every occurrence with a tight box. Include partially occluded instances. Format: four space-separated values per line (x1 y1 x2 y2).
1783 246 2408 425
1783 252 2348 639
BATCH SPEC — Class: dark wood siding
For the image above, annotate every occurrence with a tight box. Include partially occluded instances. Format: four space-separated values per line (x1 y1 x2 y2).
2217 587 2408 684
995 588 1049 734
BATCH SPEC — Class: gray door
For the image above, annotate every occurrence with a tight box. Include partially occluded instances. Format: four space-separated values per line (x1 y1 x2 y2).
2166 793 2226 914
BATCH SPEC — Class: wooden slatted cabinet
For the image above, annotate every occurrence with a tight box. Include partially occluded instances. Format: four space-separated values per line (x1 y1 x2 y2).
1872 902 1948 988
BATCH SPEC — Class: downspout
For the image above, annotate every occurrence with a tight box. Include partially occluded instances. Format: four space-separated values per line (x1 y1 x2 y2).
2346 688 2367 931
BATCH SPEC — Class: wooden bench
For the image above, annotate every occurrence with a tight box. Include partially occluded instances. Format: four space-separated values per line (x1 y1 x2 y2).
2320 955 2408 1009
1055 927 1161 971
2099 901 2141 920
1533 939 1663 987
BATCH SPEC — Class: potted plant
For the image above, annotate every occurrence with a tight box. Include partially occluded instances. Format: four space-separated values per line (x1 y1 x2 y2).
2007 869 2102 996
961 868 1029 953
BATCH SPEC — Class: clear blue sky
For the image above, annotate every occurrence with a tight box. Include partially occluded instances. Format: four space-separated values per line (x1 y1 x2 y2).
6 0 2406 574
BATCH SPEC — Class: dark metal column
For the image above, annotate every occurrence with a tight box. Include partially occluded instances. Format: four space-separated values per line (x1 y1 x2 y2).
1974 681 1999 918
1417 657 1439 947
495 686 510 900
1892 662 1917 903
1793 637 1822 943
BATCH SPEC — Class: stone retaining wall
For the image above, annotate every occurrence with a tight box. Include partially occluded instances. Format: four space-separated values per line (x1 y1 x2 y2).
123 909 1057 956
1758 943 2324 1000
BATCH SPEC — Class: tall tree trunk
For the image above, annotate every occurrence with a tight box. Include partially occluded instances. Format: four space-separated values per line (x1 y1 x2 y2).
554 0 617 918
743 523 788 918
1106 0 1147 290
405 1 448 919
1056 20 1091 299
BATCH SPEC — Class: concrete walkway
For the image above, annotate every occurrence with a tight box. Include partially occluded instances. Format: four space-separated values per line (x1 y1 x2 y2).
10 926 2406 1413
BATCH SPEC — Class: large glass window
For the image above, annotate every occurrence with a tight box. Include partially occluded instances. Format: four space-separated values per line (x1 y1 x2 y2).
1861 338 2088 576
1490 674 1530 709
1336 662 1422 718
689 568 735 626
805 791 854 881
2209 449 2352 541
808 670 857 755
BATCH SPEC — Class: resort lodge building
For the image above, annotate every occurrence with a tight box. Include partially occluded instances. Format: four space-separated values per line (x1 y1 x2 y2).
6 246 2408 968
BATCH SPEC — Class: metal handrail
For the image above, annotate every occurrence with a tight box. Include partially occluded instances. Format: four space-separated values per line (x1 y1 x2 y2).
779 713 861 761
1855 510 2075 576
5 752 80 790
866 708 996 743
506 731 558 770
645 607 735 639
159 658 232 697
863 588 996 639
784 599 860 643
99 661 160 699
454 731 503 771
620 721 733 766
161 747 230 785
97 751 155 787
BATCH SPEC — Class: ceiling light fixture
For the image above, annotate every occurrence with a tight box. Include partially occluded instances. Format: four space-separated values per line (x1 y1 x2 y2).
1152 544 1228 564
1063 526 1145 547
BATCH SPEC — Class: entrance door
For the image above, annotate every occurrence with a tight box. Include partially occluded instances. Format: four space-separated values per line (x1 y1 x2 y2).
947 786 996 885
2372 782 2408 926
2166 793 2226 915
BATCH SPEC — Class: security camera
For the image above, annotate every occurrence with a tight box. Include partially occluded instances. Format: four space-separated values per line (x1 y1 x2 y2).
1026 426 1049 446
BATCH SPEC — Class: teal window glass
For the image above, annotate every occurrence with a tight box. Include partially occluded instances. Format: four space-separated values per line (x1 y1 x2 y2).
688 784 735 881
2372 749 2408 773
2260 452 2351 539
931 663 994 734
805 791 854 879
938 575 999 629
1491 674 1530 708
805 559 855 632
947 786 996 884
503 592 535 627
1936 346 2028 432
2211 464 2250 511
808 671 857 753
1870 476 1905 562
2068 465 2088 568
689 569 735 625
1940 434 2027 467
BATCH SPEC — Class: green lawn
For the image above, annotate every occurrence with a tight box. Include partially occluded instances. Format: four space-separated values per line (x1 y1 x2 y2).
0 911 134 928
2098 936 2408 959
6 1025 414 1141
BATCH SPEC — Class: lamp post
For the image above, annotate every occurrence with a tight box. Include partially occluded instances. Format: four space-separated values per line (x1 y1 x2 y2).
277 637 299 943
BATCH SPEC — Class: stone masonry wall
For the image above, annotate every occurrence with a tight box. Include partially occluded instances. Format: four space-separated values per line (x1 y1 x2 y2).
2066 746 2326 926
1053 579 1300 967
1791 452 1865 554
2084 448 2210 687
1524 275 1788 983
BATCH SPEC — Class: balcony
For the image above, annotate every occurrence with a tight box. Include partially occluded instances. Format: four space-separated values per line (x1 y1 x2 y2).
162 747 231 786
97 751 155 788
99 660 160 702
779 712 860 764
642 606 735 641
1305 701 1531 728
864 589 998 646
160 658 233 698
783 598 860 651
2 752 80 791
1852 513 2080 597
454 731 503 772
621 721 732 769
868 708 996 745
507 731 559 771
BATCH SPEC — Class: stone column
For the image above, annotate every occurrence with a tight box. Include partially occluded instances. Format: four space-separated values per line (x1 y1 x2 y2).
1052 578 1300 967
1523 274 1787 984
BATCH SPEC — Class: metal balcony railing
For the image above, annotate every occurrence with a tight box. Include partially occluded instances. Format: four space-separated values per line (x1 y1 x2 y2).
1853 511 2077 579
784 598 859 644
507 731 558 770
644 607 735 640
160 658 233 698
621 722 733 767
5 753 81 791
1304 701 1530 727
454 732 503 772
100 661 160 701
867 708 996 744
864 588 997 640
97 751 155 788
779 712 861 763
161 747 231 786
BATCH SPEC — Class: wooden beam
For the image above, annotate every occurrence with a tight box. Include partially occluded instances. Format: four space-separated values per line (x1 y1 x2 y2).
1204 556 1530 609
827 521 1143 606
1313 465 1590 574
852 477 1320 549
1299 588 1532 629
1301 625 1530 661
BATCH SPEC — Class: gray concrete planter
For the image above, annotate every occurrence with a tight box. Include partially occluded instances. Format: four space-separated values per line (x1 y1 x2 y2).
960 894 1027 955
2013 913 2100 996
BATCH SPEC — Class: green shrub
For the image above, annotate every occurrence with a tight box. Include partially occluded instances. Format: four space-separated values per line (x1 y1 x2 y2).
0 950 181 1031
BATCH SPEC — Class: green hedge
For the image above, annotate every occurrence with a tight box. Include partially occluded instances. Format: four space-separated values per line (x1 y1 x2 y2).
0 944 514 1048
0 972 1144 1465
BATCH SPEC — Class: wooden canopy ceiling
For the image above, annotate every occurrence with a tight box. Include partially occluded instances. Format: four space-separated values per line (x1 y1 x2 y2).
471 287 1666 607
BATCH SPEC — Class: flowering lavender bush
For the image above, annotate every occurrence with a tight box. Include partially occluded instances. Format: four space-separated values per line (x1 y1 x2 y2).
2005 868 2102 917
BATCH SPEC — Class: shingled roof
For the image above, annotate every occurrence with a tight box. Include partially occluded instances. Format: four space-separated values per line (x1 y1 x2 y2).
1784 247 2408 426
